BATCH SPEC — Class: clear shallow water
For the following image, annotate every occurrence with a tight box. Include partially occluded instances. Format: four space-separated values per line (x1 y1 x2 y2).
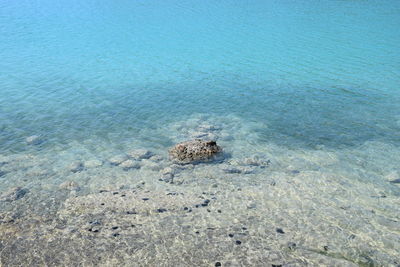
1 0 400 266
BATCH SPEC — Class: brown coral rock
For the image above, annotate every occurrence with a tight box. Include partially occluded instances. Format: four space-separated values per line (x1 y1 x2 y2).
169 139 222 163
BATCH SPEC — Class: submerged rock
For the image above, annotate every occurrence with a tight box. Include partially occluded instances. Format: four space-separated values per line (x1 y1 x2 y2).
109 155 128 166
25 135 42 145
84 159 103 168
149 155 163 162
68 161 84 173
59 181 80 191
127 149 153 160
119 160 140 170
169 139 222 163
0 187 28 201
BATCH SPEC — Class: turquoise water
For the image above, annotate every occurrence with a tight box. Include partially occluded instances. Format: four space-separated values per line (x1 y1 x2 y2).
1 0 400 266
1 0 400 151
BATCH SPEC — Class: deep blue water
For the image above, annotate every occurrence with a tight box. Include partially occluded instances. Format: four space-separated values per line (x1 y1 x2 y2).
1 0 400 152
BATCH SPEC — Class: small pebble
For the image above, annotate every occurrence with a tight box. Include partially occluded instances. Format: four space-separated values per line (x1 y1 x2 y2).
112 233 120 237
323 246 329 251
126 211 137 215
276 228 285 234
157 208 167 213
215 262 221 267
288 242 296 250
235 240 242 245
142 198 149 201
228 234 234 238
217 210 222 213
111 226 119 230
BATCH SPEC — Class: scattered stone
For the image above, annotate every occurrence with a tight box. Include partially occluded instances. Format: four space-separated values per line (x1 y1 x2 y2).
68 161 84 173
149 155 163 162
141 160 162 171
242 156 270 167
160 167 175 183
119 160 140 170
157 208 167 213
169 139 222 163
235 240 242 245
109 155 128 166
59 181 80 191
88 226 100 233
83 159 103 168
0 187 28 202
222 166 241 174
276 228 285 234
25 135 42 145
201 199 210 207
222 166 254 174
111 226 119 230
198 124 219 132
0 155 9 166
127 149 153 160
161 167 175 175
215 262 222 267
247 203 257 209
191 132 209 138
228 234 234 238
323 246 329 251
160 173 174 183
288 242 297 250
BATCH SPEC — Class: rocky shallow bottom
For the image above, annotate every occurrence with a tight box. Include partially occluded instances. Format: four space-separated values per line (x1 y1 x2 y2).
0 115 400 266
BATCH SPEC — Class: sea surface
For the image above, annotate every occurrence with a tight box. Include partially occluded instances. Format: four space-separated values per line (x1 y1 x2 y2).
1 0 400 266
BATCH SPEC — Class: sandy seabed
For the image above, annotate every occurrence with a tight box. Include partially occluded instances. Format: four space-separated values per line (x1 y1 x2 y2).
1 114 399 266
